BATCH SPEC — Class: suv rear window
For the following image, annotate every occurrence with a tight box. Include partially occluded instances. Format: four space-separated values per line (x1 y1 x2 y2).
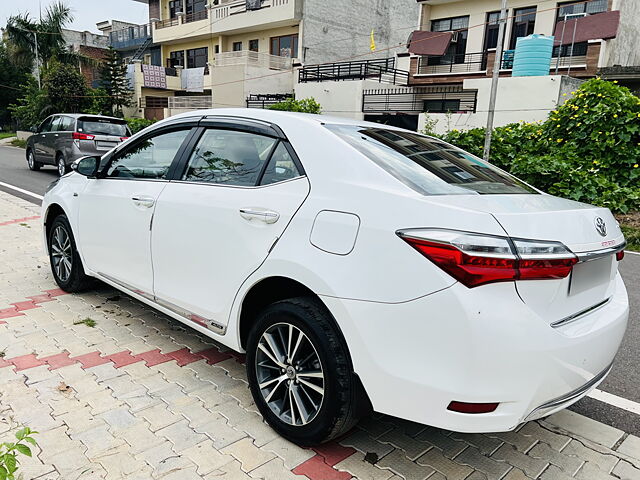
325 124 537 195
78 118 131 137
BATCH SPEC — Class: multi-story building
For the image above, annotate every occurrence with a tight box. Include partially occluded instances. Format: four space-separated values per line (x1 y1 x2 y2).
62 29 110 87
124 0 420 120
397 0 629 132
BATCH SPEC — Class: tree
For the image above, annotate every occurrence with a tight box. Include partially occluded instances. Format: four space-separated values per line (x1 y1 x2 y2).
99 47 133 117
0 41 31 128
269 97 322 114
8 76 50 129
44 60 90 114
4 1 73 69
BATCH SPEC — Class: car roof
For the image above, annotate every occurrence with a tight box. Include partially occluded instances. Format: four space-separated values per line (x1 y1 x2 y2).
48 113 126 122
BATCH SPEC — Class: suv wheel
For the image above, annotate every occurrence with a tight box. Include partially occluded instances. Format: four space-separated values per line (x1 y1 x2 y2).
57 154 67 176
27 150 41 171
48 214 92 292
246 297 362 446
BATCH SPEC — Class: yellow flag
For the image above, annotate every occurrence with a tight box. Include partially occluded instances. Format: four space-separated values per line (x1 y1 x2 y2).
370 29 376 52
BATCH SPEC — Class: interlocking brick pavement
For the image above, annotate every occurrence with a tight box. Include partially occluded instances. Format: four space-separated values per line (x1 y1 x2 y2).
1 190 640 480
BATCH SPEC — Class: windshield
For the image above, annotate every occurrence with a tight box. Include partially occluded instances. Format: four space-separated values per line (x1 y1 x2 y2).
78 118 130 137
325 124 537 195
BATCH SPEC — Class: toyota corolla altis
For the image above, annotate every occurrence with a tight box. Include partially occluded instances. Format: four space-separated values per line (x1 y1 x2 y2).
42 109 628 445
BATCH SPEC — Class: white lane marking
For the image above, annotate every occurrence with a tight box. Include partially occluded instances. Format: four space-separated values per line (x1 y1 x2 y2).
588 389 640 415
0 181 44 200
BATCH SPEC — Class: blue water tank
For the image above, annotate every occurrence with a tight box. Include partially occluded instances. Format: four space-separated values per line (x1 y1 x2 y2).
512 34 555 77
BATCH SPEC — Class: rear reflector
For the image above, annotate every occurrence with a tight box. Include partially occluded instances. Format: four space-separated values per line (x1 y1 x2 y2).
72 132 95 140
120 137 129 141
447 401 499 414
616 251 624 261
398 229 578 288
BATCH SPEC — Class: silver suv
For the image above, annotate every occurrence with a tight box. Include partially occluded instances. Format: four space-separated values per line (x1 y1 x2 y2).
26 114 132 176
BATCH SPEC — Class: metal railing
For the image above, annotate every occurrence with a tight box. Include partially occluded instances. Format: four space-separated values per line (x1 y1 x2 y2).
417 52 487 75
362 86 478 114
185 10 208 23
140 96 169 108
247 93 294 109
168 96 213 109
214 50 293 70
212 0 289 20
299 58 409 85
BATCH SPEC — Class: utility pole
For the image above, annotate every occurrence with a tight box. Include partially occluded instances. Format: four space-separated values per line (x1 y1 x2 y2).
34 31 41 89
483 0 508 161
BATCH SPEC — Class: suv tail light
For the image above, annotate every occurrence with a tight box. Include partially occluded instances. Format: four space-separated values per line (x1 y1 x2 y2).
398 229 577 288
72 132 95 140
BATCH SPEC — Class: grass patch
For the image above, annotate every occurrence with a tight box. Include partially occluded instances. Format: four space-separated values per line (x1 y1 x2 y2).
618 212 640 252
0 132 15 140
10 139 26 148
73 317 97 328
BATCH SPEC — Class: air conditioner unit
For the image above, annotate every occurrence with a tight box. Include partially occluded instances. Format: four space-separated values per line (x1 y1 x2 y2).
451 32 460 43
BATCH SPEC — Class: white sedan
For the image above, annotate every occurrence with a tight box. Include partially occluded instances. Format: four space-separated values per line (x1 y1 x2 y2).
42 109 629 446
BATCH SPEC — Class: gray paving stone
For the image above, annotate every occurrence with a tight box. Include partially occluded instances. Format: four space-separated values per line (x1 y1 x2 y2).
544 410 625 449
157 418 209 453
521 423 571 451
415 427 468 459
617 435 640 461
561 440 619 472
529 442 583 476
378 427 432 460
335 451 395 480
377 449 435 480
456 447 511 480
416 447 473 480
449 432 503 456
612 460 640 480
341 427 396 459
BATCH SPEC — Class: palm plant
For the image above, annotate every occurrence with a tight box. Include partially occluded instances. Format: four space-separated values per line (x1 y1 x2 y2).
5 1 86 69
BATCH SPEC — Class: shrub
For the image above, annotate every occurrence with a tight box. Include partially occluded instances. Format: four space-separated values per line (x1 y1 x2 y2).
268 97 322 114
0 426 38 479
126 117 156 134
439 79 640 213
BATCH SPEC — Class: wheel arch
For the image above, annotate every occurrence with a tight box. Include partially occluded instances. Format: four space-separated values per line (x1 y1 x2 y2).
43 203 67 252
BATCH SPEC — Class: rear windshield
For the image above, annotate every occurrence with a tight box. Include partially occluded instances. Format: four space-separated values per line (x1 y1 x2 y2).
78 118 130 137
325 124 537 195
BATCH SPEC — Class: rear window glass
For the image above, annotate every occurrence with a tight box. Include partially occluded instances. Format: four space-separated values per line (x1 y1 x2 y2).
78 118 130 137
325 125 537 195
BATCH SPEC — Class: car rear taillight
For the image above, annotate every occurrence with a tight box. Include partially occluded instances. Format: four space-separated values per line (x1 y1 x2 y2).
616 250 624 261
398 229 577 288
120 137 129 141
72 132 95 140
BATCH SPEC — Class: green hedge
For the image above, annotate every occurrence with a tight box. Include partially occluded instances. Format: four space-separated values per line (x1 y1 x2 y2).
439 79 640 213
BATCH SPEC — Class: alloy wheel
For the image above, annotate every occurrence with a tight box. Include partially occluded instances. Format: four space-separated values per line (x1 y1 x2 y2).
28 152 35 169
58 157 66 176
51 225 72 282
255 322 325 426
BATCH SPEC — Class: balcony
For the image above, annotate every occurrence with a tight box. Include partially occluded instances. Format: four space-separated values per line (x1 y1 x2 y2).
363 86 478 114
153 9 210 43
417 52 487 76
109 24 151 50
298 58 409 86
209 0 299 35
214 50 292 70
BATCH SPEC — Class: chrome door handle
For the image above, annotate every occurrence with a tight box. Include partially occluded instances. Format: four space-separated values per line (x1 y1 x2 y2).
132 196 155 208
239 208 280 224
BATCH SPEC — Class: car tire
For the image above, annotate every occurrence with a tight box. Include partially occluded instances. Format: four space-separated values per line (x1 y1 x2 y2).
56 154 67 176
246 296 363 446
48 214 93 292
27 150 41 171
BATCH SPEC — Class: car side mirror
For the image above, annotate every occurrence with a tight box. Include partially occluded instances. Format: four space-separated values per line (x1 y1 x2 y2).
72 156 101 178
30 125 39 133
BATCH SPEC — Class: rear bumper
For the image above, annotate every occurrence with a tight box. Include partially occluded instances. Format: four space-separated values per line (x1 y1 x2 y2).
321 273 628 432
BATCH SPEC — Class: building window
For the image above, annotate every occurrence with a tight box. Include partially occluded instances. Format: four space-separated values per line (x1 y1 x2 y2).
510 7 537 49
168 50 185 68
214 45 220 54
424 99 461 113
270 34 298 58
484 11 501 50
233 42 243 52
185 0 206 14
557 0 607 19
249 39 259 52
429 16 469 64
169 0 182 19
187 47 208 68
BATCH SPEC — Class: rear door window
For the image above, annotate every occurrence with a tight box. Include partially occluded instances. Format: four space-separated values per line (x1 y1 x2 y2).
78 118 130 137
260 143 301 185
325 124 537 195
182 129 278 186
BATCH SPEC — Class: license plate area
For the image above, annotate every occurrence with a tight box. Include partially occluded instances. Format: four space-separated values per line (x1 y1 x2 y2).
568 256 615 296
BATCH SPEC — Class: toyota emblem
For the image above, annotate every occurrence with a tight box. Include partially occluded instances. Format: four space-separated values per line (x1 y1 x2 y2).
594 217 607 237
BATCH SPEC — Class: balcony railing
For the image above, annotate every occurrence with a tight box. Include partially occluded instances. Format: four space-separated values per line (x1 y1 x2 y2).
140 96 169 108
299 58 409 85
211 0 290 20
363 86 477 114
417 52 487 75
156 17 180 29
214 51 293 70
247 93 294 109
109 24 151 49
185 10 208 23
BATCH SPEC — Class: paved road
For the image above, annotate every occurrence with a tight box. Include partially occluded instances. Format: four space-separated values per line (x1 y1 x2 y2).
1 144 639 434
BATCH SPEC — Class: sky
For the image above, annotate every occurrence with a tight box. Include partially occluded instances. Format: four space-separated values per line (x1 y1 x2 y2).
1 0 149 34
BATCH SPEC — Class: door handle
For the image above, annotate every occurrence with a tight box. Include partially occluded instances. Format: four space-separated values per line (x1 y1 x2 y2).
132 196 155 208
239 208 280 224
